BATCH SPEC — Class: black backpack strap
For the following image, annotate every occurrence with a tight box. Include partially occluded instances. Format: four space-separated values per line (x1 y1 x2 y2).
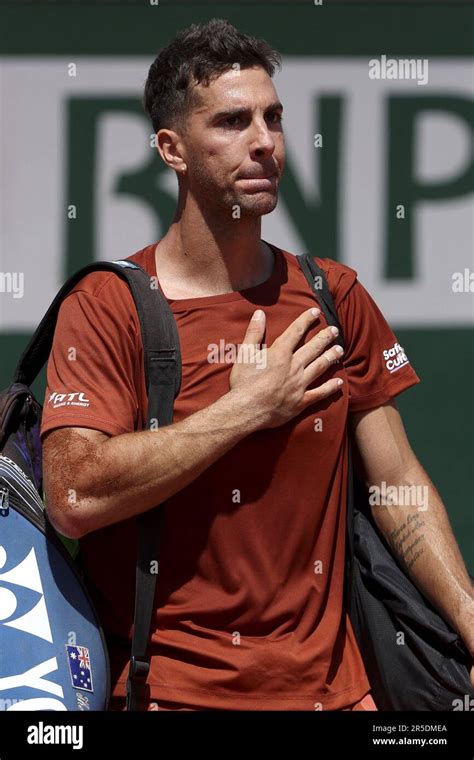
14 260 181 396
295 253 354 609
110 264 181 711
14 259 181 712
295 254 344 349
120 263 181 711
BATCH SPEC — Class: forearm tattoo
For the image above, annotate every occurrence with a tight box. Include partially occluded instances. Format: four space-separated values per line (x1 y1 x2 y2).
389 515 426 571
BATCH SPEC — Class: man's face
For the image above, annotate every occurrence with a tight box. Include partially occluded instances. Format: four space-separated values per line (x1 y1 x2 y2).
178 66 285 217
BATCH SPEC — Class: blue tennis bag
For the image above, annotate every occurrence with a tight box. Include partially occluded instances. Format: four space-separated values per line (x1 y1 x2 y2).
0 259 181 711
0 444 110 712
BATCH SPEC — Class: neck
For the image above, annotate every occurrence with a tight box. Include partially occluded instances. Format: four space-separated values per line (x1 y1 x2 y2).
154 192 275 297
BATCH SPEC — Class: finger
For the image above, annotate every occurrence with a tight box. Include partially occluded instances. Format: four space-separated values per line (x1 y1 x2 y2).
275 307 321 351
241 309 266 347
303 344 344 385
301 377 344 408
296 324 340 367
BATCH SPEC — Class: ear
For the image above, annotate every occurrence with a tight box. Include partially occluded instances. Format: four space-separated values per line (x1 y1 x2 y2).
155 128 187 174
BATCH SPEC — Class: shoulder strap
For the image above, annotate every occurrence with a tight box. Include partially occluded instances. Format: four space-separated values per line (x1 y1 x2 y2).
14 260 181 398
14 259 181 712
295 254 344 348
295 253 355 610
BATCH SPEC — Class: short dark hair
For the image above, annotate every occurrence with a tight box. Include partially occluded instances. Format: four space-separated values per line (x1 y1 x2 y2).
143 18 282 134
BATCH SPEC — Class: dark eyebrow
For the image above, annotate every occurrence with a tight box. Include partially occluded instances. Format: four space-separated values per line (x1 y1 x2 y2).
211 101 284 122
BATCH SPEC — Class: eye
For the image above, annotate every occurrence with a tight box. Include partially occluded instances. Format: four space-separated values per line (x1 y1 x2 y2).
223 115 243 127
267 112 283 124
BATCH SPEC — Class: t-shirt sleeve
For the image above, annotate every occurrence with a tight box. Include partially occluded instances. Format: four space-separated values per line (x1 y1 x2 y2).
40 286 140 441
332 268 421 412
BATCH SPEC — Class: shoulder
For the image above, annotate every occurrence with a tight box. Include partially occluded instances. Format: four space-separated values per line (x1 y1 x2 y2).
66 243 155 301
278 247 359 309
54 243 156 340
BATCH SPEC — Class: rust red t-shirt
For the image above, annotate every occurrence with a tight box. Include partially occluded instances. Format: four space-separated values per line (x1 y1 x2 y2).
40 241 421 710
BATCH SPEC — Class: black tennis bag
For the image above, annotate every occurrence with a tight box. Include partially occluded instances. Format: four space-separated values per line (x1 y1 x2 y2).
297 253 474 711
0 259 181 712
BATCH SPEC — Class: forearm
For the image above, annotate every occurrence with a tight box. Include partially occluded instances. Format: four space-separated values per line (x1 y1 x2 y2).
371 461 474 653
54 388 262 538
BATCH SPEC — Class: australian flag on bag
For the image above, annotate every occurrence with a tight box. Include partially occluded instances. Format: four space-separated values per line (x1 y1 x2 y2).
66 645 94 693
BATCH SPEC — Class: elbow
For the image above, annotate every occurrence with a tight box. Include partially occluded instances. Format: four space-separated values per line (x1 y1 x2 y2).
42 427 111 540
43 468 100 540
45 496 94 541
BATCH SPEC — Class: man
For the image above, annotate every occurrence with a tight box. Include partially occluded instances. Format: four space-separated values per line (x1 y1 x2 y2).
40 19 473 711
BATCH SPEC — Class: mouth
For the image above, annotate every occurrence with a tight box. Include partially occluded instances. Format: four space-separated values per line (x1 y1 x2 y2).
237 173 278 191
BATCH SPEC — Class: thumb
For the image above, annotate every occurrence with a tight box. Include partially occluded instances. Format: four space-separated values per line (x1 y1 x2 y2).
242 309 266 346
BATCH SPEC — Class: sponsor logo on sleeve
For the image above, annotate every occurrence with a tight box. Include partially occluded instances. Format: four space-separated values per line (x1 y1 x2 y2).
382 342 410 373
47 392 90 409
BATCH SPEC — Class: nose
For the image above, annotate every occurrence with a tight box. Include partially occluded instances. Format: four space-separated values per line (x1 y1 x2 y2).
249 117 276 160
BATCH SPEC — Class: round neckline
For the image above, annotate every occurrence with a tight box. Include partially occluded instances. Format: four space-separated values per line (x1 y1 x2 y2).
147 239 285 310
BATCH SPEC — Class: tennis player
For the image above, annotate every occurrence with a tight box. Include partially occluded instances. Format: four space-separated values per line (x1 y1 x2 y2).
41 19 473 711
